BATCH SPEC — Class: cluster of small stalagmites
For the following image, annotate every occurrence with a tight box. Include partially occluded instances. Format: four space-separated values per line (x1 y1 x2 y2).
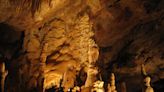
69 68 154 92
68 73 116 92
91 80 104 92
70 64 155 92
67 80 105 92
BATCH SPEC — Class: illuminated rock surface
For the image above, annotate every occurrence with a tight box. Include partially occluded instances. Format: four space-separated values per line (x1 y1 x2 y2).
0 0 163 92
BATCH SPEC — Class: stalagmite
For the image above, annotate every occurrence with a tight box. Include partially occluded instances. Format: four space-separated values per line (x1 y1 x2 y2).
143 77 154 92
141 64 154 92
110 73 117 92
85 41 99 87
84 52 99 87
107 83 111 92
85 65 98 87
120 82 126 92
0 62 8 92
72 86 80 92
91 80 104 92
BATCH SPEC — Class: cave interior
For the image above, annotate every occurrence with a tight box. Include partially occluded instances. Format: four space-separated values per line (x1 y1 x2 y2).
0 0 164 92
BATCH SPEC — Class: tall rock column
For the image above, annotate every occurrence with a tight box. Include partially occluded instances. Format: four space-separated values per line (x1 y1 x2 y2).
17 13 99 91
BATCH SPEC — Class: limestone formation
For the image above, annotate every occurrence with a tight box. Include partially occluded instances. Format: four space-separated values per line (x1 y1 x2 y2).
120 82 126 92
22 13 99 91
0 62 8 92
0 0 163 92
91 80 104 92
72 86 80 92
81 86 91 92
141 64 147 76
85 66 98 87
143 77 154 92
141 64 154 92
110 73 117 92
107 83 111 92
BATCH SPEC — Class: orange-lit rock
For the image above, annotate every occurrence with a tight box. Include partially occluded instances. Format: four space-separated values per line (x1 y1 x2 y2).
0 0 163 92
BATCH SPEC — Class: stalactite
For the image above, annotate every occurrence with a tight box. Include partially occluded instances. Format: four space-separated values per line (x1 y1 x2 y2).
8 0 52 14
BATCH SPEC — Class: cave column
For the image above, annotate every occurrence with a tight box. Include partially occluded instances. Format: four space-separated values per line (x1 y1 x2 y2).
85 44 99 87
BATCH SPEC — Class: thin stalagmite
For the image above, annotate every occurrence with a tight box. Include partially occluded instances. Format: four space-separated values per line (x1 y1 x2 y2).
0 62 8 92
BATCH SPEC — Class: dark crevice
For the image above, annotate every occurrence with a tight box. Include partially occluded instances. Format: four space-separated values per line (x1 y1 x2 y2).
143 0 162 13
